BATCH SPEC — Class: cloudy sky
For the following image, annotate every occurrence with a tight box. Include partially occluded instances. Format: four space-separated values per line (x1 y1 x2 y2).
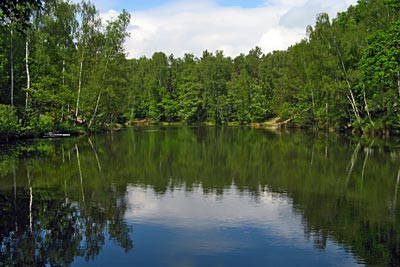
88 0 357 58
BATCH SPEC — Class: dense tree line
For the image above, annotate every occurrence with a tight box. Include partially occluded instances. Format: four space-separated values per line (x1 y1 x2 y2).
1 0 400 139
0 0 131 138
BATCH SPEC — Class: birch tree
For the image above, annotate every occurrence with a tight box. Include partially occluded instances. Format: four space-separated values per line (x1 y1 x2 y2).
75 1 100 122
0 0 42 106
88 10 131 129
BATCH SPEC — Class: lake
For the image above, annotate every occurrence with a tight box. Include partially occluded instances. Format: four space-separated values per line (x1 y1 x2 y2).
0 126 399 266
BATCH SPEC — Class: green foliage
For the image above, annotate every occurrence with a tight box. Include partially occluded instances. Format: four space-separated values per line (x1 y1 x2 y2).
34 114 54 133
54 121 79 134
0 104 20 139
0 0 42 31
360 20 400 132
0 0 399 135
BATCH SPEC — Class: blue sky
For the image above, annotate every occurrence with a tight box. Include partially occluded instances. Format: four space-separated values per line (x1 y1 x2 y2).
90 0 357 58
92 0 267 12
133 0 267 10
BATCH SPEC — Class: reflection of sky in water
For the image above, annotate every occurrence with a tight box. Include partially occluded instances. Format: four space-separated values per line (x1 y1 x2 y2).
126 186 300 236
73 185 363 267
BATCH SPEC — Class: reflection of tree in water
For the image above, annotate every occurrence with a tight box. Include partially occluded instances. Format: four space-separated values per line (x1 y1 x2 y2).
1 128 400 266
0 186 133 266
122 127 400 266
283 139 400 266
0 143 133 267
0 187 83 266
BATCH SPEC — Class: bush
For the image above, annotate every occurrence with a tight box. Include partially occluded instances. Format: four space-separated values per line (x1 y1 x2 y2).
55 121 81 134
36 114 54 133
22 113 54 136
0 104 21 140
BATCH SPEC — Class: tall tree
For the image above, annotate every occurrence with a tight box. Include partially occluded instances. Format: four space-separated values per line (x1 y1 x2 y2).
360 21 400 132
1 0 42 106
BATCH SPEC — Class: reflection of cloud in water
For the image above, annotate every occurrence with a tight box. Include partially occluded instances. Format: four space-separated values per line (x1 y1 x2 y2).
123 185 360 266
126 186 305 244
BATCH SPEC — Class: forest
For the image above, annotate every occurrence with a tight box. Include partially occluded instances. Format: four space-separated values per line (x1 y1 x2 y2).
0 0 400 139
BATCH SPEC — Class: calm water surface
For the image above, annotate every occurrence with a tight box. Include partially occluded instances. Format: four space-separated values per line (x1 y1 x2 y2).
1 127 400 266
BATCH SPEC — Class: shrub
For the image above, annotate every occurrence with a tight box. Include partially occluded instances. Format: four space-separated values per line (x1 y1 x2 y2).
0 104 21 140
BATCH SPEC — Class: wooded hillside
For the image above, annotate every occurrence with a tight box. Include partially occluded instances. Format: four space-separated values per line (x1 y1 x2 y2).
1 0 399 138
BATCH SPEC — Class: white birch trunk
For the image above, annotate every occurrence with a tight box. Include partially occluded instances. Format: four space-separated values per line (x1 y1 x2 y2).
88 93 101 129
75 51 84 120
347 95 363 131
335 42 363 131
326 102 328 117
25 36 30 110
10 28 14 106
88 58 109 129
62 51 66 86
363 89 374 127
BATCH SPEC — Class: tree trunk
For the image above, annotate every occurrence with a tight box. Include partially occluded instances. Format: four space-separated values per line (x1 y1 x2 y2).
311 91 315 120
347 95 363 131
363 89 374 127
88 57 109 129
25 36 30 110
75 51 84 121
10 28 14 106
335 41 363 131
326 102 328 119
62 50 66 86
61 49 66 121
88 93 101 129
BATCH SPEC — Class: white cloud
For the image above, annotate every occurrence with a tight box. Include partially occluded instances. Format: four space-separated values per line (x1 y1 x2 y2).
98 0 358 58
257 26 304 52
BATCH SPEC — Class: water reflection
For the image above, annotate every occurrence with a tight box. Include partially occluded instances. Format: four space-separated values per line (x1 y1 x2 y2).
127 186 295 230
0 127 399 266
123 186 362 267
